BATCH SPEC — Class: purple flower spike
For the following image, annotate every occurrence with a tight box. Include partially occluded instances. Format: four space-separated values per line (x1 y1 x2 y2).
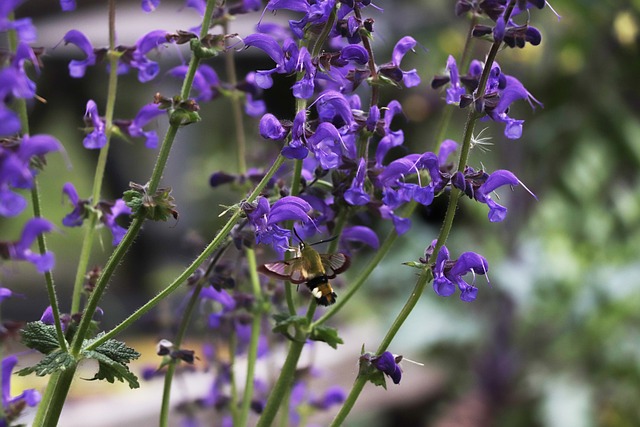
128 103 165 149
132 30 169 82
371 351 402 384
63 30 96 78
2 355 41 418
83 100 107 149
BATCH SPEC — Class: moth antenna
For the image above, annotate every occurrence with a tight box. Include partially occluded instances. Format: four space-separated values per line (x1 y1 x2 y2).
293 227 305 246
309 235 339 246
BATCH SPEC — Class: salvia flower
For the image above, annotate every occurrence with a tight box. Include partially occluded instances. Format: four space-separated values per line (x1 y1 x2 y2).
62 182 131 245
0 218 55 273
432 245 489 302
244 196 313 255
344 157 370 206
0 1 37 43
63 30 97 78
1 355 41 425
452 168 534 222
362 351 403 384
83 100 107 149
0 135 61 216
378 36 421 88
127 103 165 149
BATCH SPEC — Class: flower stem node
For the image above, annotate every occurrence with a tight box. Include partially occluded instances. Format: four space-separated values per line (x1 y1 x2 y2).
190 34 227 59
359 350 403 389
123 182 179 222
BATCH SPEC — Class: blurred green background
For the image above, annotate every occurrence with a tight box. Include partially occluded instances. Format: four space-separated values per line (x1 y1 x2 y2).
3 0 640 425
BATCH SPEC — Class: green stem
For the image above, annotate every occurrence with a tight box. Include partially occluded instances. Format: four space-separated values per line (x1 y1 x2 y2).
310 3 338 57
159 363 177 427
31 364 78 427
71 0 119 314
237 249 263 427
85 154 285 351
328 374 366 427
353 4 379 109
255 337 305 427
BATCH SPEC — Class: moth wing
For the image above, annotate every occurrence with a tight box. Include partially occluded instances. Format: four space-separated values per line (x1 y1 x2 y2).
320 253 350 279
258 258 308 284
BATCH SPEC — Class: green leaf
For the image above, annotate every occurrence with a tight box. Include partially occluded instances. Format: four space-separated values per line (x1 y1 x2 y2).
357 352 387 389
366 370 388 389
309 325 343 349
272 314 308 341
16 350 75 377
81 335 141 389
20 321 64 354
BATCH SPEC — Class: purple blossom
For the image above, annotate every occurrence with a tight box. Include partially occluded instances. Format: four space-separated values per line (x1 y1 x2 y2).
245 196 312 255
131 30 170 82
0 1 36 43
0 287 15 304
378 36 421 88
309 386 346 410
128 103 165 149
61 182 131 245
340 225 379 254
0 42 38 102
0 106 20 136
142 0 160 12
306 122 345 169
445 55 465 104
63 30 97 78
453 168 533 222
2 355 41 424
259 113 287 141
0 218 55 273
374 100 405 166
60 0 76 11
0 135 60 216
432 245 489 302
83 100 107 149
344 158 370 206
282 110 309 159
369 351 402 384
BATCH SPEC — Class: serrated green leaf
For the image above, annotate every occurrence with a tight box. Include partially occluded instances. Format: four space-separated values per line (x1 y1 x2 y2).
367 370 388 389
83 350 140 389
81 336 141 389
309 325 343 349
20 321 63 354
16 350 75 377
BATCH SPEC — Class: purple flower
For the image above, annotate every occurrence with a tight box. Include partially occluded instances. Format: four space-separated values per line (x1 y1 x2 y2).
432 245 489 302
0 287 15 304
102 199 132 245
61 182 131 245
169 64 220 102
63 30 97 78
340 225 379 255
453 168 533 222
245 196 312 255
142 0 160 12
60 0 76 11
306 122 344 169
378 36 421 88
485 75 542 139
0 135 60 216
309 386 346 410
0 1 36 43
131 30 170 82
200 287 236 311
344 158 370 206
128 103 165 149
282 110 309 159
83 100 107 149
445 55 465 104
0 218 55 273
374 100 405 166
2 355 41 424
370 351 402 384
0 105 20 136
243 34 288 89
259 113 288 140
